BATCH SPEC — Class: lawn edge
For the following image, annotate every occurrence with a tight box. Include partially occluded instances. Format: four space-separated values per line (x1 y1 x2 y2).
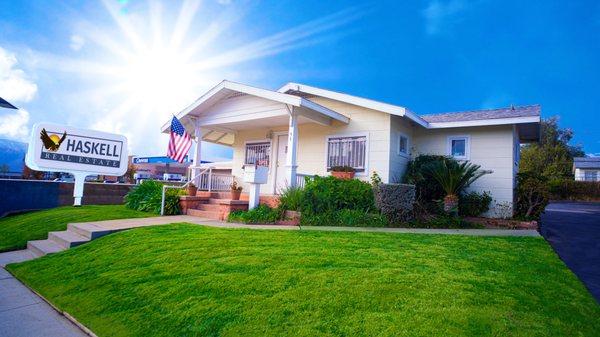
5 267 98 337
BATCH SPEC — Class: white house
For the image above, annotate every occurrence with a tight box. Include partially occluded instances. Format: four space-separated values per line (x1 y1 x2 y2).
162 80 540 217
573 157 600 181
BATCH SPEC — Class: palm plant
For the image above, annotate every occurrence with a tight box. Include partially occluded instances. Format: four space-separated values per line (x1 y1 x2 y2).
424 159 490 213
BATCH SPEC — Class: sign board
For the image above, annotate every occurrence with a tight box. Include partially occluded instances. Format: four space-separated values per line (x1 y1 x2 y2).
132 155 189 164
25 122 128 206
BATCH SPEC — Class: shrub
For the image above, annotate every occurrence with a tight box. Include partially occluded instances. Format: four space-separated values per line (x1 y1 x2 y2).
227 205 281 224
278 186 305 212
373 183 415 223
403 155 452 212
300 209 388 227
549 179 600 201
301 176 375 215
515 172 550 220
459 191 492 217
124 180 184 215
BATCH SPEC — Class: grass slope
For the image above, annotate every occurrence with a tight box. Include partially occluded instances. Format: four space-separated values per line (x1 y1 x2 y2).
8 224 599 337
0 205 150 252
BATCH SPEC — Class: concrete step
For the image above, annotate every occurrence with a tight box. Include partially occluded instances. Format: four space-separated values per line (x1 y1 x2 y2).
48 230 90 249
67 223 114 240
27 239 67 257
197 203 221 211
187 209 222 220
208 198 249 205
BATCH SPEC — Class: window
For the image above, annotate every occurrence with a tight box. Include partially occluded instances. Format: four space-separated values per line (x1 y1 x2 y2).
584 170 598 181
398 133 409 155
326 135 367 172
447 136 470 160
245 141 270 167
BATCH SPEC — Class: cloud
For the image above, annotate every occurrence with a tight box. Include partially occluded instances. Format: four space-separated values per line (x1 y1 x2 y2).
0 108 30 140
0 47 38 102
422 0 468 35
70 34 86 51
216 0 232 4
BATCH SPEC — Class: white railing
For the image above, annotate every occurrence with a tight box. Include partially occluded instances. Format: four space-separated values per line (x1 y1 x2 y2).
326 136 366 172
197 172 234 191
295 173 313 189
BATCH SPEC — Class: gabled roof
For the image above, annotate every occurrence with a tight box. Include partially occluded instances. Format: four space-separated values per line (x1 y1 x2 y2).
422 105 540 124
161 80 349 133
574 157 600 169
278 82 429 127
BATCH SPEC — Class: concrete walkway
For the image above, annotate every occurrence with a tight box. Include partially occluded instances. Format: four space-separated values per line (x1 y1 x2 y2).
0 267 87 337
301 226 540 236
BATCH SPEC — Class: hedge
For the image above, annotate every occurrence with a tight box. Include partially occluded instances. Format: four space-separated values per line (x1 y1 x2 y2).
373 183 415 223
549 179 600 201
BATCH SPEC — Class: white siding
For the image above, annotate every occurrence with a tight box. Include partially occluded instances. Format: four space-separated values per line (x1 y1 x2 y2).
413 125 516 217
389 115 416 182
230 97 393 194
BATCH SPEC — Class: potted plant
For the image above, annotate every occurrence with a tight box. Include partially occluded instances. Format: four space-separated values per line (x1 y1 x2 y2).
230 180 243 200
424 159 490 214
330 166 356 179
186 182 197 196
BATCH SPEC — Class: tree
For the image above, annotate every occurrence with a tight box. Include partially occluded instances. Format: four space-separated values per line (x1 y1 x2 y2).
21 157 44 180
520 116 584 179
515 172 550 219
123 162 137 183
424 160 490 213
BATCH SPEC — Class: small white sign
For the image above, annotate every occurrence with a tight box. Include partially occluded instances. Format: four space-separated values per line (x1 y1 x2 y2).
25 123 128 205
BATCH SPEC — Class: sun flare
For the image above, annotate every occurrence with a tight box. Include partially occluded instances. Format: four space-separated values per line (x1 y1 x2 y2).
32 0 361 152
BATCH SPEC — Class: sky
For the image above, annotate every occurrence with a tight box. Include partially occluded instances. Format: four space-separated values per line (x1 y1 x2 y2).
0 0 599 159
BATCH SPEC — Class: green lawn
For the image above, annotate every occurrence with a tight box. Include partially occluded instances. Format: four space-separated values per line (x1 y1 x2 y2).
7 224 599 337
0 205 150 252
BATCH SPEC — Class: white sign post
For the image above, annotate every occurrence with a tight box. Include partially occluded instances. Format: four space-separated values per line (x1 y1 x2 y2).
25 123 128 206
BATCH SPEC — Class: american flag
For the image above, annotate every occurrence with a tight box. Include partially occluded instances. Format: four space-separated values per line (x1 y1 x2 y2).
167 116 192 163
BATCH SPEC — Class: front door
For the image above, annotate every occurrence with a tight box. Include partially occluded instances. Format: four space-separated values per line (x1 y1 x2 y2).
275 134 288 193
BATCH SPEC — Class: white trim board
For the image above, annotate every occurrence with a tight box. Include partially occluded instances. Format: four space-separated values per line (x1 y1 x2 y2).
428 116 540 129
278 82 430 128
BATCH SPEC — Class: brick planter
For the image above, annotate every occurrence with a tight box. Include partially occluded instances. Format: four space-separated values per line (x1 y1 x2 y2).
178 196 208 214
331 171 355 179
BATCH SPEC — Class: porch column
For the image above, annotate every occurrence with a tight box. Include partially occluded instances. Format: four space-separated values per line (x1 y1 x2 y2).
286 107 298 187
193 123 202 186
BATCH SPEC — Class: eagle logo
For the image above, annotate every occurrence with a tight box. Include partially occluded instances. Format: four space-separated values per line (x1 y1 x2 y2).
40 128 67 152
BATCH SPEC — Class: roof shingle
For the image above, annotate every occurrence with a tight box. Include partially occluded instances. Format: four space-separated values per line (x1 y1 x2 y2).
420 104 540 123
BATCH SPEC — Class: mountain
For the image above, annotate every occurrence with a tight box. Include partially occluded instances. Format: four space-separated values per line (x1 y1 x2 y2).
0 138 27 172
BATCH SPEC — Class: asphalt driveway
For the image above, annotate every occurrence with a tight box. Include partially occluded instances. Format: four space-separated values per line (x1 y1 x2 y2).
540 202 600 302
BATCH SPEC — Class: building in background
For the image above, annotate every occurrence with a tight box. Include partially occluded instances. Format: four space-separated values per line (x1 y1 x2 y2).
132 155 192 182
573 157 600 181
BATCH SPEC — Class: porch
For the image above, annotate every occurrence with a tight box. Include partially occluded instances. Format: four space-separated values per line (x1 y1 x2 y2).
162 81 351 195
